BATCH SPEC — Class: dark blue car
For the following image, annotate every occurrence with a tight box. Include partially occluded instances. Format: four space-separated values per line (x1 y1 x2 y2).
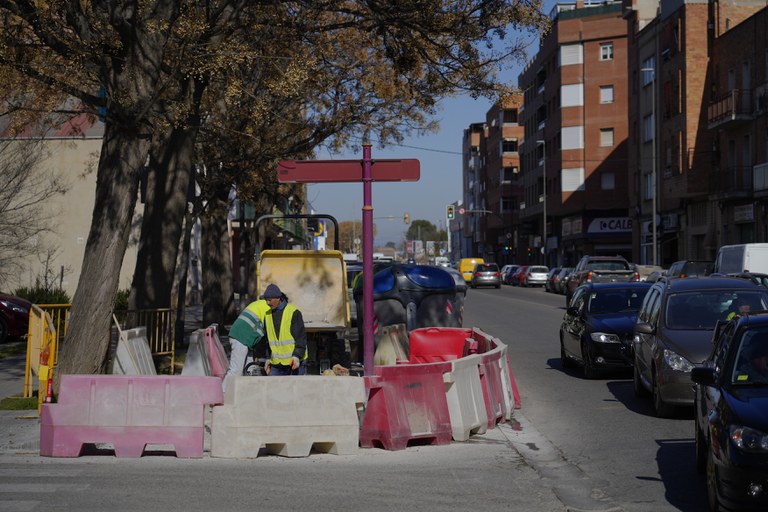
692 311 768 511
560 282 652 378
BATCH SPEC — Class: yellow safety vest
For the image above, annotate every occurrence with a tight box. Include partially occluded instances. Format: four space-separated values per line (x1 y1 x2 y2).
265 304 307 365
246 299 271 322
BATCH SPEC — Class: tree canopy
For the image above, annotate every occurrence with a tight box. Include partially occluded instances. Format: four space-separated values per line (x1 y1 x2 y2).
0 0 548 379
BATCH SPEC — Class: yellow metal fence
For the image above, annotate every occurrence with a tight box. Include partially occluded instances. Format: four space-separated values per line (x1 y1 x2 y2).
24 305 177 402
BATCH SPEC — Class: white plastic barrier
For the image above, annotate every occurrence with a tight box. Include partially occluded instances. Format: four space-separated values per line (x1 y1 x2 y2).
211 376 366 458
181 329 212 376
112 327 156 375
444 353 488 441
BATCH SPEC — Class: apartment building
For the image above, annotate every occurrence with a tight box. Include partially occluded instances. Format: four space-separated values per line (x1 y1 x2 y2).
519 0 632 267
460 0 768 267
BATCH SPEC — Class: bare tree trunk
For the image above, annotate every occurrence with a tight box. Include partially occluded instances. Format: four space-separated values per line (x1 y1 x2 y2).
201 194 236 327
129 126 196 309
56 124 149 382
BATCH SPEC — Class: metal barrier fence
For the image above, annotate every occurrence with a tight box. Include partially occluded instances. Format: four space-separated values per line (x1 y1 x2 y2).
24 305 58 407
25 305 177 399
112 308 175 372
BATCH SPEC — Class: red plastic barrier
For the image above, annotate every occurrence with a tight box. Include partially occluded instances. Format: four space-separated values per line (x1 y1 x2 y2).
360 362 453 450
408 327 472 363
478 349 508 428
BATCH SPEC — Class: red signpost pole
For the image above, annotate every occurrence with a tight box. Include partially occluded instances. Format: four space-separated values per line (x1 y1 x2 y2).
362 144 375 375
277 152 419 376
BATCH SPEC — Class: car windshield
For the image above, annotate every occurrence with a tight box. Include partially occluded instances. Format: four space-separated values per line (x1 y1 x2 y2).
731 328 768 385
587 287 649 315
666 291 768 330
585 261 628 271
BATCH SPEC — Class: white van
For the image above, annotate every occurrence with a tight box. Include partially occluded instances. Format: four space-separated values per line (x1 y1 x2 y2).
713 243 768 274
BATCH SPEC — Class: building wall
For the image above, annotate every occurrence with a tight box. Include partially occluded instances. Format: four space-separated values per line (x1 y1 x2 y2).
14 138 141 298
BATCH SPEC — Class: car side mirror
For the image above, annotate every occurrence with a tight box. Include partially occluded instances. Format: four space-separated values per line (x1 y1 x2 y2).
635 322 654 335
690 366 716 386
566 306 579 316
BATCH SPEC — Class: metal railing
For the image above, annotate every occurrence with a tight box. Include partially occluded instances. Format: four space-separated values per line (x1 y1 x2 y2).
25 305 177 401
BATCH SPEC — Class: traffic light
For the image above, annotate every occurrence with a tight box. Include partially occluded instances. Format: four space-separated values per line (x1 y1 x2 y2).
404 212 410 224
527 246 532 257
446 204 455 220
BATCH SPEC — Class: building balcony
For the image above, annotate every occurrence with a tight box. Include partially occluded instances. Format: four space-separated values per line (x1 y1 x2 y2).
707 89 752 129
709 166 753 197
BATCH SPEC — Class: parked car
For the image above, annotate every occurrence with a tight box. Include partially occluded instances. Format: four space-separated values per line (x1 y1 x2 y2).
0 292 31 344
545 267 562 293
692 311 768 511
503 264 520 285
499 265 516 285
470 263 501 289
666 260 713 278
554 267 574 294
714 243 768 275
522 265 549 287
727 271 768 288
561 282 652 378
633 276 768 417
634 264 665 282
566 255 639 304
509 265 527 286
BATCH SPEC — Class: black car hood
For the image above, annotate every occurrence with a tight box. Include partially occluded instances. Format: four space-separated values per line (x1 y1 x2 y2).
659 329 714 364
725 387 768 432
589 313 638 335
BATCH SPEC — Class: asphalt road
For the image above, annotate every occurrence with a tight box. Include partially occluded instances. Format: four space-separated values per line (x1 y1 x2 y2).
463 283 709 512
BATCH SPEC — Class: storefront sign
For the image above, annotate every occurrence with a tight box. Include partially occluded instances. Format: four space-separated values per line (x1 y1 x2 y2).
734 204 754 223
587 217 632 233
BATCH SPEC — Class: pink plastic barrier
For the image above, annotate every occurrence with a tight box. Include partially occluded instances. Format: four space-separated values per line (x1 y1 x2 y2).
408 327 472 363
360 362 453 451
205 327 228 379
40 375 223 458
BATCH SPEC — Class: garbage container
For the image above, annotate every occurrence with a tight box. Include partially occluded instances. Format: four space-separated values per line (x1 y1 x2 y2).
353 264 459 363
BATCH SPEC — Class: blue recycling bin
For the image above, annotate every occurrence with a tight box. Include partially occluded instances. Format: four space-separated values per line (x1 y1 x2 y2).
353 264 460 363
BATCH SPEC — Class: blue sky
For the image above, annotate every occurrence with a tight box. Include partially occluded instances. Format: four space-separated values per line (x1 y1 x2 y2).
307 93 491 247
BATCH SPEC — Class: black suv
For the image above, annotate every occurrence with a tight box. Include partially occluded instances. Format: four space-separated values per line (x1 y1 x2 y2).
632 276 768 417
692 311 768 511
666 260 713 279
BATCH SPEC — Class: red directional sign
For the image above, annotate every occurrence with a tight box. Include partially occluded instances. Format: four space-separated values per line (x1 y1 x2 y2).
277 159 420 183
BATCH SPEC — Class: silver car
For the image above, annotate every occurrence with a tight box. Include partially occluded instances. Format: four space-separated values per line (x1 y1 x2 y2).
522 265 549 287
470 263 501 289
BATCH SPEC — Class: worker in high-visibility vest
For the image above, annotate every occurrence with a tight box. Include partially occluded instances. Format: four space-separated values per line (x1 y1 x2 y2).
261 284 308 376
222 299 269 392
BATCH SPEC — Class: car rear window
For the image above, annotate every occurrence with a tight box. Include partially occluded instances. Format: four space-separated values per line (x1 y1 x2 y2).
529 266 548 273
477 264 499 272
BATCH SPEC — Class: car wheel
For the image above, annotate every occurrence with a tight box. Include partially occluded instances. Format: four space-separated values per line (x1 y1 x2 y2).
581 341 598 379
633 355 649 397
652 366 675 417
0 318 7 344
695 417 708 475
560 335 575 369
706 447 722 512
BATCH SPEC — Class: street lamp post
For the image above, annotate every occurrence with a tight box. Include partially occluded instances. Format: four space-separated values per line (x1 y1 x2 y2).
536 140 546 265
641 67 657 266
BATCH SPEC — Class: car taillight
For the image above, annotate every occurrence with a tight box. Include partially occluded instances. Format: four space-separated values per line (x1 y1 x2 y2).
494 273 500 276
474 272 481 277
634 271 640 281
679 273 686 278
586 270 593 282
